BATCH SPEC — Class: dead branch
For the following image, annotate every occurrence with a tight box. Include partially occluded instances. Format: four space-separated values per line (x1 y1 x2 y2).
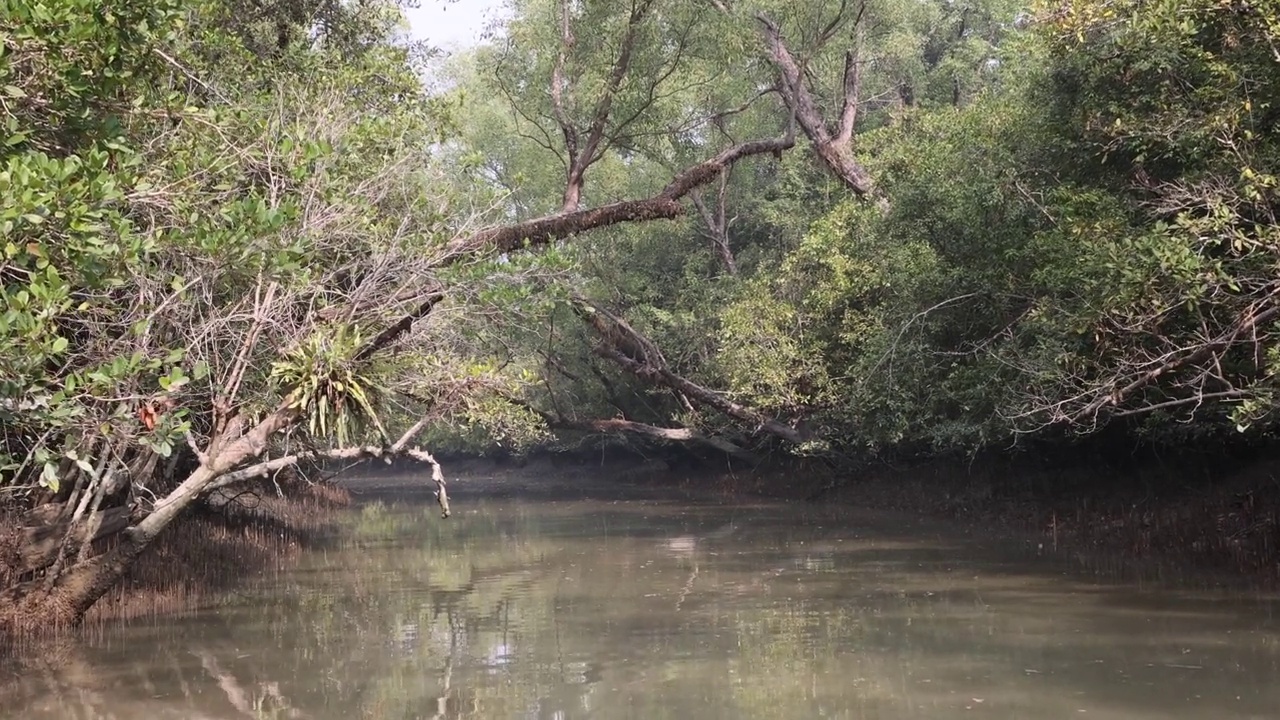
504 389 758 460
571 297 808 445
1074 292 1280 423
197 411 451 517
410 449 450 519
1001 280 1280 432
556 417 760 461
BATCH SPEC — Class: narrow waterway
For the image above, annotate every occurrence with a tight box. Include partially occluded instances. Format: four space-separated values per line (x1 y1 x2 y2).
3 467 1279 719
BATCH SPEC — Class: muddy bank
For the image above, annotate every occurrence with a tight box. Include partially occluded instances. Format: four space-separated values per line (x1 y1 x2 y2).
2 479 349 639
824 458 1279 585
689 446 1280 586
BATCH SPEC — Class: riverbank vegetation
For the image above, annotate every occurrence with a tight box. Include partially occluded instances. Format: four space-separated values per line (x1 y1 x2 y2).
3 0 1279 632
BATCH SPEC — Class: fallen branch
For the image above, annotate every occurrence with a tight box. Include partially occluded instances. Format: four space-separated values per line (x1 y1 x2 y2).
495 387 759 460
572 298 808 445
552 417 759 461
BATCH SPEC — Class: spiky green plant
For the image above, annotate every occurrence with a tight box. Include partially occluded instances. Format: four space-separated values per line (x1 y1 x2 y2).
270 326 386 446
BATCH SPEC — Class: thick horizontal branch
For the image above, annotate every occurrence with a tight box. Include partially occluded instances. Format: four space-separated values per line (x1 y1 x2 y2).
203 419 451 518
444 134 795 258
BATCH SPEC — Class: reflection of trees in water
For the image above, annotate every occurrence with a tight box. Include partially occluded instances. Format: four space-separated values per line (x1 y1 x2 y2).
0 504 1080 719
728 606 870 717
8 501 1280 719
1 640 270 719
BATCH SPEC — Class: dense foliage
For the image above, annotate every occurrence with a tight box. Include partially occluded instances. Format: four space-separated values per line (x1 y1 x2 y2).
443 0 1280 453
3 0 1279 626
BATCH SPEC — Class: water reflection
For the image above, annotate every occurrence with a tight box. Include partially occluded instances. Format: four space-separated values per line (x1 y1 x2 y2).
3 484 1280 719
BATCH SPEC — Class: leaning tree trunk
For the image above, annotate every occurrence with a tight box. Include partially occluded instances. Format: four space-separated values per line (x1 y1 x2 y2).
0 405 296 633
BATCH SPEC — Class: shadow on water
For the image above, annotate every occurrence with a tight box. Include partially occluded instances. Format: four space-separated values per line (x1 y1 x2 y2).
2 465 1279 719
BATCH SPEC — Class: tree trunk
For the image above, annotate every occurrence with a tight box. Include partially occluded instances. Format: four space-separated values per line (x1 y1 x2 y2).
1 531 147 632
12 506 131 578
690 169 739 275
2 405 297 634
758 14 874 197
562 169 584 213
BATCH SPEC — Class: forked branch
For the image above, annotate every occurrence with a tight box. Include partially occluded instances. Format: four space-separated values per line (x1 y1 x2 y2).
756 10 874 195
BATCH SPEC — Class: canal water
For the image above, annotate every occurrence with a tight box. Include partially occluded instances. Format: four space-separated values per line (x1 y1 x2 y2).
2 469 1279 719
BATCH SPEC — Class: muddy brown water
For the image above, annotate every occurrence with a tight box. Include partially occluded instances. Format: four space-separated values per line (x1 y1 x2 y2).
2 466 1279 719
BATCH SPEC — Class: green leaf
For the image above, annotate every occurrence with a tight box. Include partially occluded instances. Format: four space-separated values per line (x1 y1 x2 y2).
40 462 60 492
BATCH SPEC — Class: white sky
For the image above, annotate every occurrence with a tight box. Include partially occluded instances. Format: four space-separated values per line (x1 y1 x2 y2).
404 0 508 50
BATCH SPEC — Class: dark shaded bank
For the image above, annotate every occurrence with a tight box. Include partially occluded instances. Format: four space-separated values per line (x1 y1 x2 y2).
815 447 1280 585
339 453 698 504
698 441 1280 586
